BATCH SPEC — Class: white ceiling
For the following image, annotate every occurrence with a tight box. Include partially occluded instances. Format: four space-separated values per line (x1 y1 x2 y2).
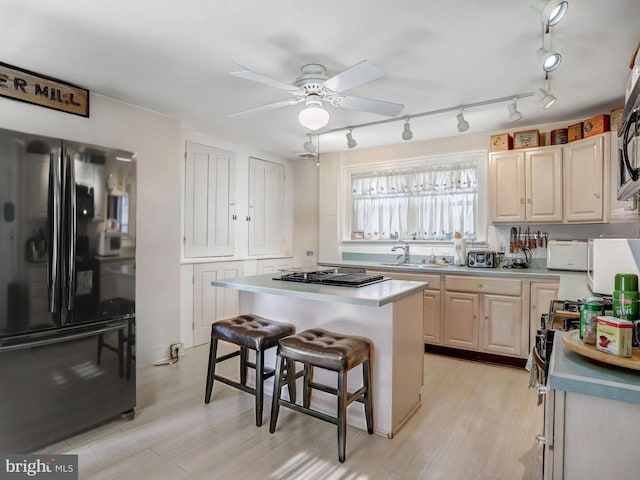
2 1 639 158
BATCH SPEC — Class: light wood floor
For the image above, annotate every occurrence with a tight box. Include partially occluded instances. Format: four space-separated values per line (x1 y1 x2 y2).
41 344 543 479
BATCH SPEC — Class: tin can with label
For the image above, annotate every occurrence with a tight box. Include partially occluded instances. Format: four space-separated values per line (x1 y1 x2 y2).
580 297 604 345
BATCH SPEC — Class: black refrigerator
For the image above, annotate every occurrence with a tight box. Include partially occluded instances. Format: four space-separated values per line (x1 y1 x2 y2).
0 127 136 453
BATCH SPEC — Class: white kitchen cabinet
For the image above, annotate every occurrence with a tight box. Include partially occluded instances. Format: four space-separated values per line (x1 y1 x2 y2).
489 146 562 223
192 261 244 346
482 293 524 357
443 291 479 350
184 142 236 258
256 257 292 274
563 135 605 222
248 157 284 256
423 289 442 345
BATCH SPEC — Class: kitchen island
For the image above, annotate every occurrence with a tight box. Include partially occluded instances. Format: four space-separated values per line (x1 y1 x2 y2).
211 273 429 438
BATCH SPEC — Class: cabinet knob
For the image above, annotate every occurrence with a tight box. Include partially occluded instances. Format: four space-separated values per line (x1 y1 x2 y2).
594 193 600 199
527 198 532 204
520 198 525 205
232 214 237 221
246 216 251 222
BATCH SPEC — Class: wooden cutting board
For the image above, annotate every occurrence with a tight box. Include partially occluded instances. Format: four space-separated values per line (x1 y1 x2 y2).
562 330 640 371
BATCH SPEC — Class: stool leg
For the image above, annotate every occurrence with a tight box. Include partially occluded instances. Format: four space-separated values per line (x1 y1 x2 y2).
285 358 296 403
337 370 347 463
269 355 285 434
240 347 248 386
204 338 219 404
303 364 313 408
255 349 264 427
363 359 374 434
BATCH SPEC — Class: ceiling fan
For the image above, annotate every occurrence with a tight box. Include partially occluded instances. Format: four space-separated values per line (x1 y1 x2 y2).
230 60 404 130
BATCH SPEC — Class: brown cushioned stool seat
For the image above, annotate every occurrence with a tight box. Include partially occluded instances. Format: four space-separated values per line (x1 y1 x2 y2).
204 314 295 427
269 328 374 462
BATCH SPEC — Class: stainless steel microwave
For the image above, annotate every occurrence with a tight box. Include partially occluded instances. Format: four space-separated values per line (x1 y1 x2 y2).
618 78 640 200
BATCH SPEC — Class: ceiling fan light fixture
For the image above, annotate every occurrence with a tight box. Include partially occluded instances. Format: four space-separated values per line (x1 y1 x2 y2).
346 129 357 149
402 120 413 140
298 106 329 131
531 0 568 26
456 110 469 133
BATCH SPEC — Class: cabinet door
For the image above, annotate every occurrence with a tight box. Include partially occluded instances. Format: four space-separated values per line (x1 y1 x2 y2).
443 292 479 350
482 294 524 357
526 148 563 222
423 290 442 344
193 261 244 346
563 135 604 222
256 257 292 274
248 157 284 256
489 151 525 223
184 142 236 257
530 281 559 347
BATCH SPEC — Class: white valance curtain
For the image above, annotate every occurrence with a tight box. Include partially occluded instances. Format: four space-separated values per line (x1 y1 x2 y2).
351 161 478 240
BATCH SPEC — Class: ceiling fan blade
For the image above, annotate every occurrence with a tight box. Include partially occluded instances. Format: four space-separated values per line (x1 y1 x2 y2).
331 95 404 117
231 68 302 94
322 60 385 93
230 98 303 118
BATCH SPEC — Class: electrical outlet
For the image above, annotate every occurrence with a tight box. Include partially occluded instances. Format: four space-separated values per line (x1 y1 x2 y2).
170 342 184 359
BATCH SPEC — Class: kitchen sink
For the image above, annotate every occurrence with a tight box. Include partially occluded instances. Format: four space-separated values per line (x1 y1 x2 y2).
380 262 452 268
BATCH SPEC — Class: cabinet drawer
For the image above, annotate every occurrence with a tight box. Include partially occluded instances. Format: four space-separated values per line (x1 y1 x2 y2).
366 270 441 289
445 275 522 296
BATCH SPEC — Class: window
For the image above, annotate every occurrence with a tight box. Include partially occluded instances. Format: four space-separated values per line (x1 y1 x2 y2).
348 154 484 241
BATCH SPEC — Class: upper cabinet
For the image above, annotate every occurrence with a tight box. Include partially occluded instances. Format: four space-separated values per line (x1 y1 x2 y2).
563 135 605 222
184 142 236 257
490 133 611 224
489 147 562 223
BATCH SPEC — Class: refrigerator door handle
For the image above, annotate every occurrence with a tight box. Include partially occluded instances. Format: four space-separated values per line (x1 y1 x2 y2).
65 151 77 318
0 321 126 353
48 151 62 314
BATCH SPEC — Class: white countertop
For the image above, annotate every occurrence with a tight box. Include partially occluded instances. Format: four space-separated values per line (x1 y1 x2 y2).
211 273 428 307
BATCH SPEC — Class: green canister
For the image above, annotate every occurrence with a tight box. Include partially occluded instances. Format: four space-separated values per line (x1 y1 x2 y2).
613 273 639 347
580 297 604 345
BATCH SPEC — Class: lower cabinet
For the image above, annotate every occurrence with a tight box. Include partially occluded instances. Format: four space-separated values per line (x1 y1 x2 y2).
530 280 559 347
482 294 523 357
443 292 480 350
423 289 442 345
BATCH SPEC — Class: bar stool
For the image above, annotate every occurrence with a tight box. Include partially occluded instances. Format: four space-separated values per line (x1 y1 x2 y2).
269 328 374 462
204 314 295 427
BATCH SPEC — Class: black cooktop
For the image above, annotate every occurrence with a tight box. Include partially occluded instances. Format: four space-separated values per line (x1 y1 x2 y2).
275 269 387 287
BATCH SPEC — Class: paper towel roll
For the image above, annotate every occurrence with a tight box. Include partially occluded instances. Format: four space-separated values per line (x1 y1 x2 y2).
454 239 467 265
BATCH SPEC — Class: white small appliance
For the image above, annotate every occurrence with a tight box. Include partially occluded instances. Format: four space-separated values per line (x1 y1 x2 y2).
546 240 588 271
97 230 122 256
587 238 640 295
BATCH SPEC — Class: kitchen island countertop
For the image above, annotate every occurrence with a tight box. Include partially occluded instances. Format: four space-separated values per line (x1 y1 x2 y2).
211 272 428 307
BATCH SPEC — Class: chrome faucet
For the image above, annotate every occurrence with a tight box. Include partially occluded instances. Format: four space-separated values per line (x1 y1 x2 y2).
391 242 411 264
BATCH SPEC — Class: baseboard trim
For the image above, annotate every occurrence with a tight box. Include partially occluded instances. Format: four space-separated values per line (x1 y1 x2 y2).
424 344 528 369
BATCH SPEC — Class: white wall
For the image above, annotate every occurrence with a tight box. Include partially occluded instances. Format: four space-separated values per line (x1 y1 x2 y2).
0 93 182 365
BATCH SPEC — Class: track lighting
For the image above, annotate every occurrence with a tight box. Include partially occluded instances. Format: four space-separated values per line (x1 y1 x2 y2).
346 129 357 148
537 31 562 72
402 119 413 140
507 99 523 122
303 134 316 153
530 0 568 26
536 77 557 109
298 94 329 130
456 110 469 133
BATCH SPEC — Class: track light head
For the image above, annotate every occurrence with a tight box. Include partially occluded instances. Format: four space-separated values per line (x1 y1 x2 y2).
531 0 568 26
346 129 357 149
456 111 469 133
303 134 316 153
507 100 523 122
402 120 413 140
535 87 557 109
537 49 562 72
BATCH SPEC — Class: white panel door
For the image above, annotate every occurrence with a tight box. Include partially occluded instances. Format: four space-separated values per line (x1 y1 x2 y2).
192 261 244 346
563 135 604 222
526 148 563 222
248 157 284 255
184 142 235 257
